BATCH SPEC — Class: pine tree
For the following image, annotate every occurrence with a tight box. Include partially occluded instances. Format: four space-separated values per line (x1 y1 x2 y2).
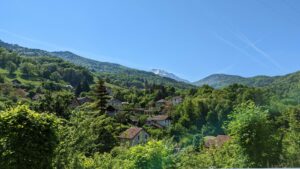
94 78 110 114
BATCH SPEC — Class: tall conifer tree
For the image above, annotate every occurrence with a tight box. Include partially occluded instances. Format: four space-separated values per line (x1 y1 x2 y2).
94 78 109 114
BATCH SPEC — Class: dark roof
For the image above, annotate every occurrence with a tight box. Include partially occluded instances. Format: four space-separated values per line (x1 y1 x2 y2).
148 115 170 121
119 127 143 139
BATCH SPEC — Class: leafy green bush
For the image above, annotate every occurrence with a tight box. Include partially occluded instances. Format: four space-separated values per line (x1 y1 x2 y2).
0 105 60 169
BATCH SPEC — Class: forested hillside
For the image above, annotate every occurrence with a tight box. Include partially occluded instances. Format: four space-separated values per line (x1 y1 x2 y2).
0 45 299 168
0 40 193 89
194 73 281 88
194 72 300 106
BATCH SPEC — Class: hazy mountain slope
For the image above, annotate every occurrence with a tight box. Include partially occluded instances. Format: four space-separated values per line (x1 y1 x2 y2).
193 74 277 88
0 40 194 89
151 69 190 83
50 51 131 73
193 74 248 88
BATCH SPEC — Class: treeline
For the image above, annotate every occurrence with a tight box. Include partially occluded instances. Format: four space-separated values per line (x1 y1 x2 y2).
169 84 267 140
99 71 194 90
112 83 178 108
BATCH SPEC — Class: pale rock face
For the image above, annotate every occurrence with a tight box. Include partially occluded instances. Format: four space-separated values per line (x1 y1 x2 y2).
151 69 190 83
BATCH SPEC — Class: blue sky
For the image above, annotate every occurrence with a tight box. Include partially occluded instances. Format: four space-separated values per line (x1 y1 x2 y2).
1 0 300 81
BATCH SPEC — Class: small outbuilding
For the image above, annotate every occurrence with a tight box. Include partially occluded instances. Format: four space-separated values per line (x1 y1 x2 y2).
119 127 149 146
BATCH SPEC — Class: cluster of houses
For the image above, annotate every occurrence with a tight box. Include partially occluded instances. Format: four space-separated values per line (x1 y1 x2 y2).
27 93 173 147
112 97 181 146
68 95 183 146
118 114 172 146
28 88 232 148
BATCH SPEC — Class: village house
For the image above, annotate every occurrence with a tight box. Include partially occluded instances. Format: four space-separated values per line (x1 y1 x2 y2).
171 96 183 105
204 135 231 148
156 99 166 108
147 115 172 128
119 127 149 146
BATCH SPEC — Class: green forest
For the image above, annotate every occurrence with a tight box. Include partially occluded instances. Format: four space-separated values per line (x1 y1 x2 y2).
0 47 299 169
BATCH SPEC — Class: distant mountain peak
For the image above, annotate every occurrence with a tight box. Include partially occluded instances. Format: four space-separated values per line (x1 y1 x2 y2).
151 69 190 83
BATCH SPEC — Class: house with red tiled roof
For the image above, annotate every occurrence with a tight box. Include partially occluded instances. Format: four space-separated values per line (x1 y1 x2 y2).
147 115 172 128
119 127 149 146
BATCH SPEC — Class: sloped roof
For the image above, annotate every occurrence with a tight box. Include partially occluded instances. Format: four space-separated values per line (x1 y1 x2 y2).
119 127 143 139
148 115 170 121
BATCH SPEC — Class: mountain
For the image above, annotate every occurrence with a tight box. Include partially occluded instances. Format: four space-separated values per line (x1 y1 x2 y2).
0 40 194 89
151 69 190 83
193 74 277 88
193 74 246 88
0 40 136 74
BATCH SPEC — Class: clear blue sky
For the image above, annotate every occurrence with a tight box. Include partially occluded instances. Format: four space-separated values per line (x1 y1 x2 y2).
1 0 300 81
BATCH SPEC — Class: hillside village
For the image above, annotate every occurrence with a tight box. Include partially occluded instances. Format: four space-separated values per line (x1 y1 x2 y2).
70 93 182 146
0 43 299 168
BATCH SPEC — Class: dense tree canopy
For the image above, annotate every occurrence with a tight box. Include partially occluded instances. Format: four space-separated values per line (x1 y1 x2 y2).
0 105 59 169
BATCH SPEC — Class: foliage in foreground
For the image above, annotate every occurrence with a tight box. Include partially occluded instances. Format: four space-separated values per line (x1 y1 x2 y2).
62 140 175 169
0 105 59 169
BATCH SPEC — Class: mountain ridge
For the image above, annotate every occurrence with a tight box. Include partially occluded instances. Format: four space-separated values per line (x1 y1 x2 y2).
2 39 300 91
193 73 294 89
0 39 194 89
151 69 190 83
